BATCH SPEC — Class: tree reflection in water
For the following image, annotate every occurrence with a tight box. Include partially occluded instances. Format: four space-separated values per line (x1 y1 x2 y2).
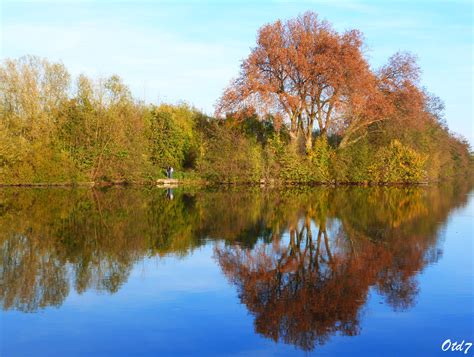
0 183 471 350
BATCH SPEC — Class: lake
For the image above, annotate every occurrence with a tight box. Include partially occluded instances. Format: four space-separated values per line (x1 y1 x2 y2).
1 183 473 356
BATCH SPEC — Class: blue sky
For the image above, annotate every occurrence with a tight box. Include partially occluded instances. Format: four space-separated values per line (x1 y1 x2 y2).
1 0 472 145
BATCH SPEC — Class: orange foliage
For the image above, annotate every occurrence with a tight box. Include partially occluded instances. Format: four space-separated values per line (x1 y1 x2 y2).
217 12 433 152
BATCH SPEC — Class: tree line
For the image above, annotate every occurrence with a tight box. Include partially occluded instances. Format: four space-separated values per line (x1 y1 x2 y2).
0 12 472 184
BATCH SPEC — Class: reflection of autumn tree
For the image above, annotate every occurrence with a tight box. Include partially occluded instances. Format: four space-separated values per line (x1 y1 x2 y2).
215 182 472 351
0 181 471 317
216 216 389 351
333 185 469 310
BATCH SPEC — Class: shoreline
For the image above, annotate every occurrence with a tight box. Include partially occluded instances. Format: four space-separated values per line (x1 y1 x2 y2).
0 179 433 188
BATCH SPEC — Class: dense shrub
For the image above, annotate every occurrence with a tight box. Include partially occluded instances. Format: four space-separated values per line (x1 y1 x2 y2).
368 140 427 183
197 123 263 183
331 138 371 183
264 137 330 183
148 104 200 172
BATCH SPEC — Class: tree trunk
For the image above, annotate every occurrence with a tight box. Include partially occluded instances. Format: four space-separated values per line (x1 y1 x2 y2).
289 119 298 144
305 132 313 154
305 117 315 154
320 127 327 139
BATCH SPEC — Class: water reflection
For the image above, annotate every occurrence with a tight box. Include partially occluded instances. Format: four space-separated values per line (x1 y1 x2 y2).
0 182 471 351
215 188 449 350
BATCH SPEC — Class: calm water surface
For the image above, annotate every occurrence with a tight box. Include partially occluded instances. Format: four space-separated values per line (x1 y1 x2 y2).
1 184 473 356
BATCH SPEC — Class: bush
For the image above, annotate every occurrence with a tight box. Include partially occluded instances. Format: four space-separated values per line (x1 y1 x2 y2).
331 138 371 183
368 140 427 183
197 123 263 183
264 136 331 183
148 104 200 172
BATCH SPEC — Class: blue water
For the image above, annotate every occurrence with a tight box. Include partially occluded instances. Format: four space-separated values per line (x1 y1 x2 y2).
0 186 473 356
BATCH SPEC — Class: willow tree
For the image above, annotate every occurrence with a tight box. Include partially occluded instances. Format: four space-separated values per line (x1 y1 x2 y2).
217 11 384 153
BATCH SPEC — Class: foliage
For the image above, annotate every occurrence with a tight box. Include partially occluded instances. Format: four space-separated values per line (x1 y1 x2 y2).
368 140 427 183
264 136 329 183
330 138 372 183
216 11 409 153
60 75 153 182
148 104 201 172
197 122 263 183
0 54 471 185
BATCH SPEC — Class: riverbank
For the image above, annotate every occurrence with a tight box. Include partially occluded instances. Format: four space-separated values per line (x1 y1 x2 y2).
0 178 435 188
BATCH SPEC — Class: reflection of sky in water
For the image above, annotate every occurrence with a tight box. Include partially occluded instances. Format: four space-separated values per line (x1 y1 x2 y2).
1 188 473 356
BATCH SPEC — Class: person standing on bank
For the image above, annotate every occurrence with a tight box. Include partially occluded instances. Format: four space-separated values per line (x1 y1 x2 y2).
166 166 174 179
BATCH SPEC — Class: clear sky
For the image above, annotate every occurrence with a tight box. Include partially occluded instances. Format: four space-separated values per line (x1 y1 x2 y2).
1 0 472 145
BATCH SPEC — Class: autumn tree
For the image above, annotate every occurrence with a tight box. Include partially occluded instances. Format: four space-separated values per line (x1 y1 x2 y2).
217 12 384 153
376 52 427 128
0 56 74 182
0 55 70 140
59 74 151 180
